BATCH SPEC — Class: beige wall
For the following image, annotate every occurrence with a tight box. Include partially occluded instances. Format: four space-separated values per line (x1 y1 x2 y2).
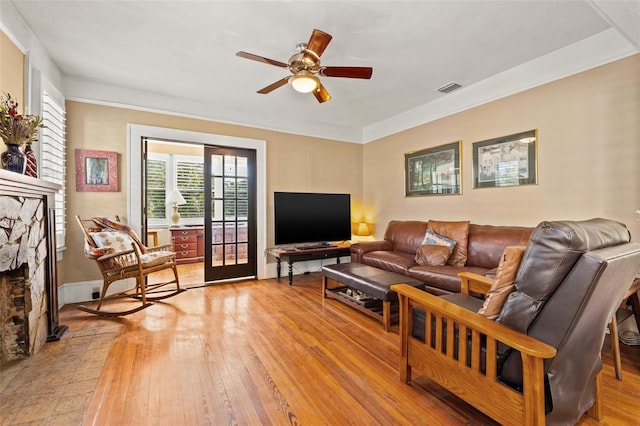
0 30 24 113
6 20 639 285
64 101 364 284
364 54 640 241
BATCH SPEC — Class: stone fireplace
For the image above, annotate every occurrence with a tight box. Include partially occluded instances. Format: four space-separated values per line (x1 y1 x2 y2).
0 169 65 365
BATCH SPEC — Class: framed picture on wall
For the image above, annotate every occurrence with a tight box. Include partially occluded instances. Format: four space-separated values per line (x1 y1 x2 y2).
472 129 537 189
75 149 119 192
405 141 462 196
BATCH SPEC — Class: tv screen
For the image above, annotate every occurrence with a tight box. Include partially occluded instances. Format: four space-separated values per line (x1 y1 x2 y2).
274 192 351 246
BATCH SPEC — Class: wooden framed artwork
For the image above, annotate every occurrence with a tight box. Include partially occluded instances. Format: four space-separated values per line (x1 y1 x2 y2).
405 141 461 196
75 149 119 192
472 129 537 189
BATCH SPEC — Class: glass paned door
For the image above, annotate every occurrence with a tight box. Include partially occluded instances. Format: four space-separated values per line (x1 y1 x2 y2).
204 146 256 281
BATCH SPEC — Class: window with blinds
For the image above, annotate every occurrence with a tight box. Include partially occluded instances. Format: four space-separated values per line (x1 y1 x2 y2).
146 152 203 225
176 159 204 218
40 91 66 250
147 158 167 218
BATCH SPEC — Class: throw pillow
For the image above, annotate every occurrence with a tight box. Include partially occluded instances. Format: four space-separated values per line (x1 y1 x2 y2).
427 220 470 267
414 245 454 266
83 239 115 259
478 246 527 320
421 229 457 248
90 231 138 253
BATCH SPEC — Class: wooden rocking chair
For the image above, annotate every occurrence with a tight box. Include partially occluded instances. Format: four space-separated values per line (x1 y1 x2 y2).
76 215 186 316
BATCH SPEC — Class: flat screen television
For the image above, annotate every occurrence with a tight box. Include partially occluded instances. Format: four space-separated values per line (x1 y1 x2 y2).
274 192 351 246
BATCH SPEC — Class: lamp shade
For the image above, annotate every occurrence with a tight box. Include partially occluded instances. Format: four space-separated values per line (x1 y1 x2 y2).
356 222 370 236
166 190 186 205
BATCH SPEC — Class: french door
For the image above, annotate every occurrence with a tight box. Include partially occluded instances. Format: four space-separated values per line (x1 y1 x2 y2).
204 146 257 281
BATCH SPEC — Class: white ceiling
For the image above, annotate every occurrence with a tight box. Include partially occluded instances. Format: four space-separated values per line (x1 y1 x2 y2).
7 0 640 143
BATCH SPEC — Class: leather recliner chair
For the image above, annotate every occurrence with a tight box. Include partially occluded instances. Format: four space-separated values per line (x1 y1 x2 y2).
392 218 640 425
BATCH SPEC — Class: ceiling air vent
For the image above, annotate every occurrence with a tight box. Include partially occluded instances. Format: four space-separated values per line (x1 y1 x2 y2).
436 82 462 94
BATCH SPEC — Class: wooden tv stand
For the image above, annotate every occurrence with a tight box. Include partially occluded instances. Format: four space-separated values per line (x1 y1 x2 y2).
266 244 351 285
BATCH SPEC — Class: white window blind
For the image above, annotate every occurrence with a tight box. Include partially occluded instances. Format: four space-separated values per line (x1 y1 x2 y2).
40 92 66 250
147 158 167 219
176 158 204 219
146 152 203 226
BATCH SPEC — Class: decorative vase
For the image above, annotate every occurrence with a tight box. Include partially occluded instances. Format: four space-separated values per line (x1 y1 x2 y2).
1 143 26 174
24 143 38 178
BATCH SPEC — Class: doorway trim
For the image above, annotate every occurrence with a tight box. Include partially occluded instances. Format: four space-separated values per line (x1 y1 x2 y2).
128 124 267 279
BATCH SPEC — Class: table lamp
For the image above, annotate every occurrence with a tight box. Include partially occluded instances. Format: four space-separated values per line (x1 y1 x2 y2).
356 222 370 236
167 190 187 226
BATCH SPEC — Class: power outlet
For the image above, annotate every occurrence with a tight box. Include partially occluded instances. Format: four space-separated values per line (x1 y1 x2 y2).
91 287 100 300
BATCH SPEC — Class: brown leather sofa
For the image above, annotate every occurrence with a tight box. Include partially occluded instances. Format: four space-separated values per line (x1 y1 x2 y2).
392 218 640 425
351 220 533 295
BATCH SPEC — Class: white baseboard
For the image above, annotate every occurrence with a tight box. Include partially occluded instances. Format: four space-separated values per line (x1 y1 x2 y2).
58 279 135 308
59 256 349 306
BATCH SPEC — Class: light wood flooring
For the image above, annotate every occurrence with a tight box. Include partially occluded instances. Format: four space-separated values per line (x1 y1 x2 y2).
55 266 640 425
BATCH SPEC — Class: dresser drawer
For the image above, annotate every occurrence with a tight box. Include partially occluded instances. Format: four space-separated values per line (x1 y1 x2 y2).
173 235 197 244
175 249 198 259
174 242 196 251
172 228 203 237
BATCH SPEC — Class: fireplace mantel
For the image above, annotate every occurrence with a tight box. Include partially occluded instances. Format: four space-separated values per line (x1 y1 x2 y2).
0 169 66 364
0 169 61 197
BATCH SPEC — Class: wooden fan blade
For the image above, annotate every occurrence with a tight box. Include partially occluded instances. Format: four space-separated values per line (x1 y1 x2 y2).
257 77 290 94
320 66 373 79
304 29 332 61
236 51 289 68
312 83 331 103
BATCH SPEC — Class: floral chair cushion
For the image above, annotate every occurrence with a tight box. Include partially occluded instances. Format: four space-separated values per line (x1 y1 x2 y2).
83 240 115 259
90 231 138 253
140 251 175 267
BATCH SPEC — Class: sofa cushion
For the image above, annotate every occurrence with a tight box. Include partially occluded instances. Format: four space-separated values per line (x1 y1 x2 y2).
361 250 417 275
408 264 490 294
466 224 534 268
427 220 470 267
383 220 429 254
414 245 454 266
478 246 527 320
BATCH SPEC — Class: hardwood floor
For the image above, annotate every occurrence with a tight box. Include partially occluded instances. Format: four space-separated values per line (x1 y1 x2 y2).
59 270 640 425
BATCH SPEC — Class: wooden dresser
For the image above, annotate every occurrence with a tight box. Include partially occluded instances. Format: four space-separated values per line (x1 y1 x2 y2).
170 226 204 264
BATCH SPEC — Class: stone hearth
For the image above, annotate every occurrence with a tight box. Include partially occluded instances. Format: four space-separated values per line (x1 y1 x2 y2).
0 169 63 366
0 195 48 363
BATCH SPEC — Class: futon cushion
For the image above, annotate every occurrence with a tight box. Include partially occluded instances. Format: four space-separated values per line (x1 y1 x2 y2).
427 220 470 267
478 246 527 320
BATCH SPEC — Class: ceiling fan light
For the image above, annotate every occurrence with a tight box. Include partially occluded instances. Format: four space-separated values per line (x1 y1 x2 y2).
290 72 319 93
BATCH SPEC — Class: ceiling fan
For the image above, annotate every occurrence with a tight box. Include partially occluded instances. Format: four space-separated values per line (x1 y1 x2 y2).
236 29 373 103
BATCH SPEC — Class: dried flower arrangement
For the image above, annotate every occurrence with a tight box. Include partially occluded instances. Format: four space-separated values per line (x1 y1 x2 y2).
0 92 43 145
